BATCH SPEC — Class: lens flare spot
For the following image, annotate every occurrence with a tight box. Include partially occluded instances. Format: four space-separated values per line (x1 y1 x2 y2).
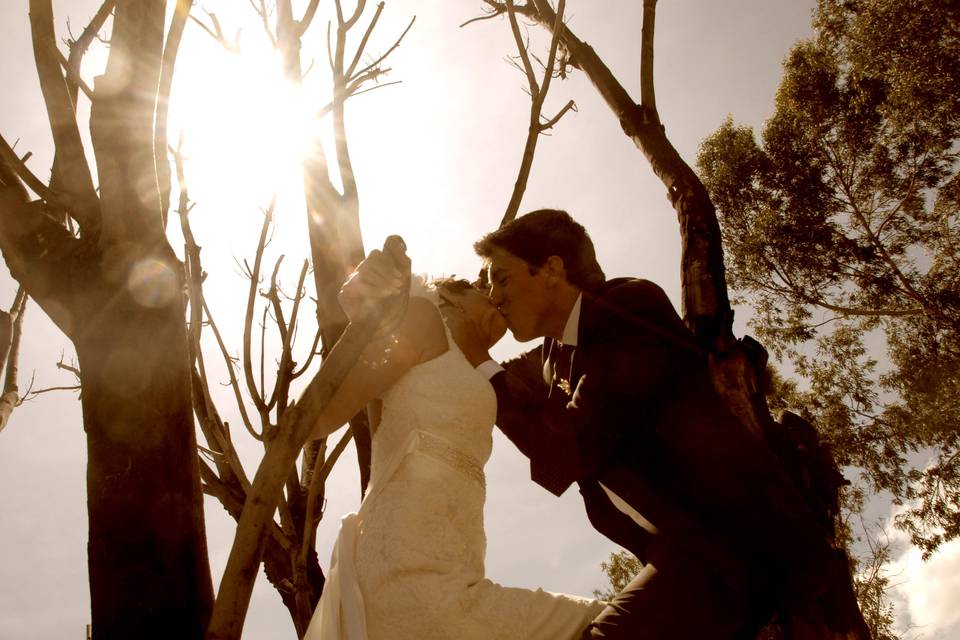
127 259 178 308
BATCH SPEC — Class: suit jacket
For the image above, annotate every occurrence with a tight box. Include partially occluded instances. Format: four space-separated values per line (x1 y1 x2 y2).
491 278 833 610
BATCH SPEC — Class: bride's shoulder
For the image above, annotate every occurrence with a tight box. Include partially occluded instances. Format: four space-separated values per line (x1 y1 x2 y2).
370 294 447 365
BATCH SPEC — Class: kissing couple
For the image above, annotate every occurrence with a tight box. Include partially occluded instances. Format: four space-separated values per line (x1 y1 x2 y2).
301 209 834 639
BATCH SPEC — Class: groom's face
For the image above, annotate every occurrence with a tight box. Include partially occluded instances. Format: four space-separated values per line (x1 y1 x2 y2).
485 248 552 343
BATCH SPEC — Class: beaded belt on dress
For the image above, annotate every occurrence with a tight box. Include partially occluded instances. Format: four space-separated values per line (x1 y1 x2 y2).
415 431 485 489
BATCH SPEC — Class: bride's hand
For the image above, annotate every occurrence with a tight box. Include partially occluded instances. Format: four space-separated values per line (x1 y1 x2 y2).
339 235 411 334
443 305 492 367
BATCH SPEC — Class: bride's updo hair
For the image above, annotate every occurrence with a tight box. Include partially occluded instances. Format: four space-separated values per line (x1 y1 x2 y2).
431 277 475 297
430 277 476 309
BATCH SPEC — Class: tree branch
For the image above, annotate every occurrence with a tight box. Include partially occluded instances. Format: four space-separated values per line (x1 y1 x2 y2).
0 289 27 432
345 2 385 80
65 0 115 110
506 1 539 100
242 201 275 416
155 0 191 226
639 0 658 119
188 11 241 54
207 320 383 639
539 99 577 132
0 135 63 205
0 162 79 336
297 0 322 37
500 0 568 226
29 0 100 234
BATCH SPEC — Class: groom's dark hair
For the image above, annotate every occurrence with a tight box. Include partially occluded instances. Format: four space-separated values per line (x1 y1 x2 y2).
474 209 606 290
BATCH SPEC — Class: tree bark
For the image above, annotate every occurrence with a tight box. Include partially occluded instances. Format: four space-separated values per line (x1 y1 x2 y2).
74 249 214 638
2 1 218 636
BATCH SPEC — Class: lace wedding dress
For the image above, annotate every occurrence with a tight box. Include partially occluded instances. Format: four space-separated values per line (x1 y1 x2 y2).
304 283 604 640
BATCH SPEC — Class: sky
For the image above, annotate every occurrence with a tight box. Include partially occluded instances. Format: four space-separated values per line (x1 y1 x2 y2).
0 1 957 638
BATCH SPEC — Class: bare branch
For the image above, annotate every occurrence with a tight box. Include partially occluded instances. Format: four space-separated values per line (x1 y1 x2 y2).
345 2 385 80
337 0 368 32
460 7 505 29
155 0 192 225
23 383 81 398
292 327 323 378
202 297 262 441
0 166 80 336
506 0 539 100
242 200 276 415
499 0 568 226
287 260 310 347
29 0 100 232
297 0 322 37
539 98 577 132
54 46 93 100
250 0 278 48
639 0 658 119
0 134 63 204
299 427 352 567
536 0 566 106
55 355 81 380
349 15 416 83
188 10 241 53
208 320 385 639
0 289 27 432
65 0 115 108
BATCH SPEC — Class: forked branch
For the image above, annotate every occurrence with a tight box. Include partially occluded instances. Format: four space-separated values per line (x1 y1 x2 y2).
29 0 100 233
499 0 571 226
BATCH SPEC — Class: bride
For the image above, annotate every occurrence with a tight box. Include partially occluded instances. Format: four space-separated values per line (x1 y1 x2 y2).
302 240 603 639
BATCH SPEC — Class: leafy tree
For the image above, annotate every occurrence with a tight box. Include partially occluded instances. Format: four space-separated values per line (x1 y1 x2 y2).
697 0 960 557
592 550 641 601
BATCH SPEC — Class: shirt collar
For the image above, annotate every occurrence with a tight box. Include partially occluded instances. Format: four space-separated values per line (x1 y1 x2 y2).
560 293 582 346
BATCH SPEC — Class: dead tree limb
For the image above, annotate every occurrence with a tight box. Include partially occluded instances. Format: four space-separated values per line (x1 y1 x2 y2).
29 0 100 233
497 0 571 226
0 288 27 432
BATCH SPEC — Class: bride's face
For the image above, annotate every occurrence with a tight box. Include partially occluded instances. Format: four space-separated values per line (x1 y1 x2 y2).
442 287 508 348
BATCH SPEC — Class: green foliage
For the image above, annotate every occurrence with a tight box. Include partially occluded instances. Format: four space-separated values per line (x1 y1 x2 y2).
592 550 641 601
596 531 902 640
697 0 960 557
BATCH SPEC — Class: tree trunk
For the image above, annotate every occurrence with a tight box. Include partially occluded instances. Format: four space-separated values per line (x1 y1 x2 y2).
74 248 214 638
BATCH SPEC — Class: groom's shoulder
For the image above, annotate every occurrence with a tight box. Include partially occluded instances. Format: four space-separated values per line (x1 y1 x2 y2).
591 277 675 316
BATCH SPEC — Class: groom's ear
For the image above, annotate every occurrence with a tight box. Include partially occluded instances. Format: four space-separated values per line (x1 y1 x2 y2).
543 255 567 285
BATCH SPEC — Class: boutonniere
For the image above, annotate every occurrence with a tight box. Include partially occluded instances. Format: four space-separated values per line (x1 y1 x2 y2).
556 377 573 396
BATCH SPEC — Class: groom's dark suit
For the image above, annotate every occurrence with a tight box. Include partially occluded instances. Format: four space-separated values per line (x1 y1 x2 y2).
490 278 834 638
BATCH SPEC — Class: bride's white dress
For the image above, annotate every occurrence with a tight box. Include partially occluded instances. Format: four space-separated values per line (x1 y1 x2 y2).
304 285 604 640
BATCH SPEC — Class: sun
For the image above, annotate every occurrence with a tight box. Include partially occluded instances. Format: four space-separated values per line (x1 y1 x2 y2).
166 30 329 224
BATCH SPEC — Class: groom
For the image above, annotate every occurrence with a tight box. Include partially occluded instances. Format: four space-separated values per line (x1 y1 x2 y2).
444 209 837 639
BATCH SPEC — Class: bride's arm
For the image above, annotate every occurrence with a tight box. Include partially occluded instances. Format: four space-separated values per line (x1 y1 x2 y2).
308 296 448 440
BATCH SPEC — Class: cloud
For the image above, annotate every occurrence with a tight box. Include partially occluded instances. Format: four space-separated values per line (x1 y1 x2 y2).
879 505 960 639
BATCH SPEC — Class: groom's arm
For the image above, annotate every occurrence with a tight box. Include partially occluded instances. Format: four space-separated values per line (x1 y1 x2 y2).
488 346 547 459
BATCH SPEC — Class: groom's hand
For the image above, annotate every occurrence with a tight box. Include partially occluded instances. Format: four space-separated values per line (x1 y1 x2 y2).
339 235 411 334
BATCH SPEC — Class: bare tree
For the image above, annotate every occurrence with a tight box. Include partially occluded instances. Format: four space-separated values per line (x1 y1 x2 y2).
182 1 414 637
472 1 870 637
0 0 214 635
0 1 409 637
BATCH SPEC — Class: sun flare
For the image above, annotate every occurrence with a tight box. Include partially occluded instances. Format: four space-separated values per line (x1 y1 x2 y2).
167 37 327 219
